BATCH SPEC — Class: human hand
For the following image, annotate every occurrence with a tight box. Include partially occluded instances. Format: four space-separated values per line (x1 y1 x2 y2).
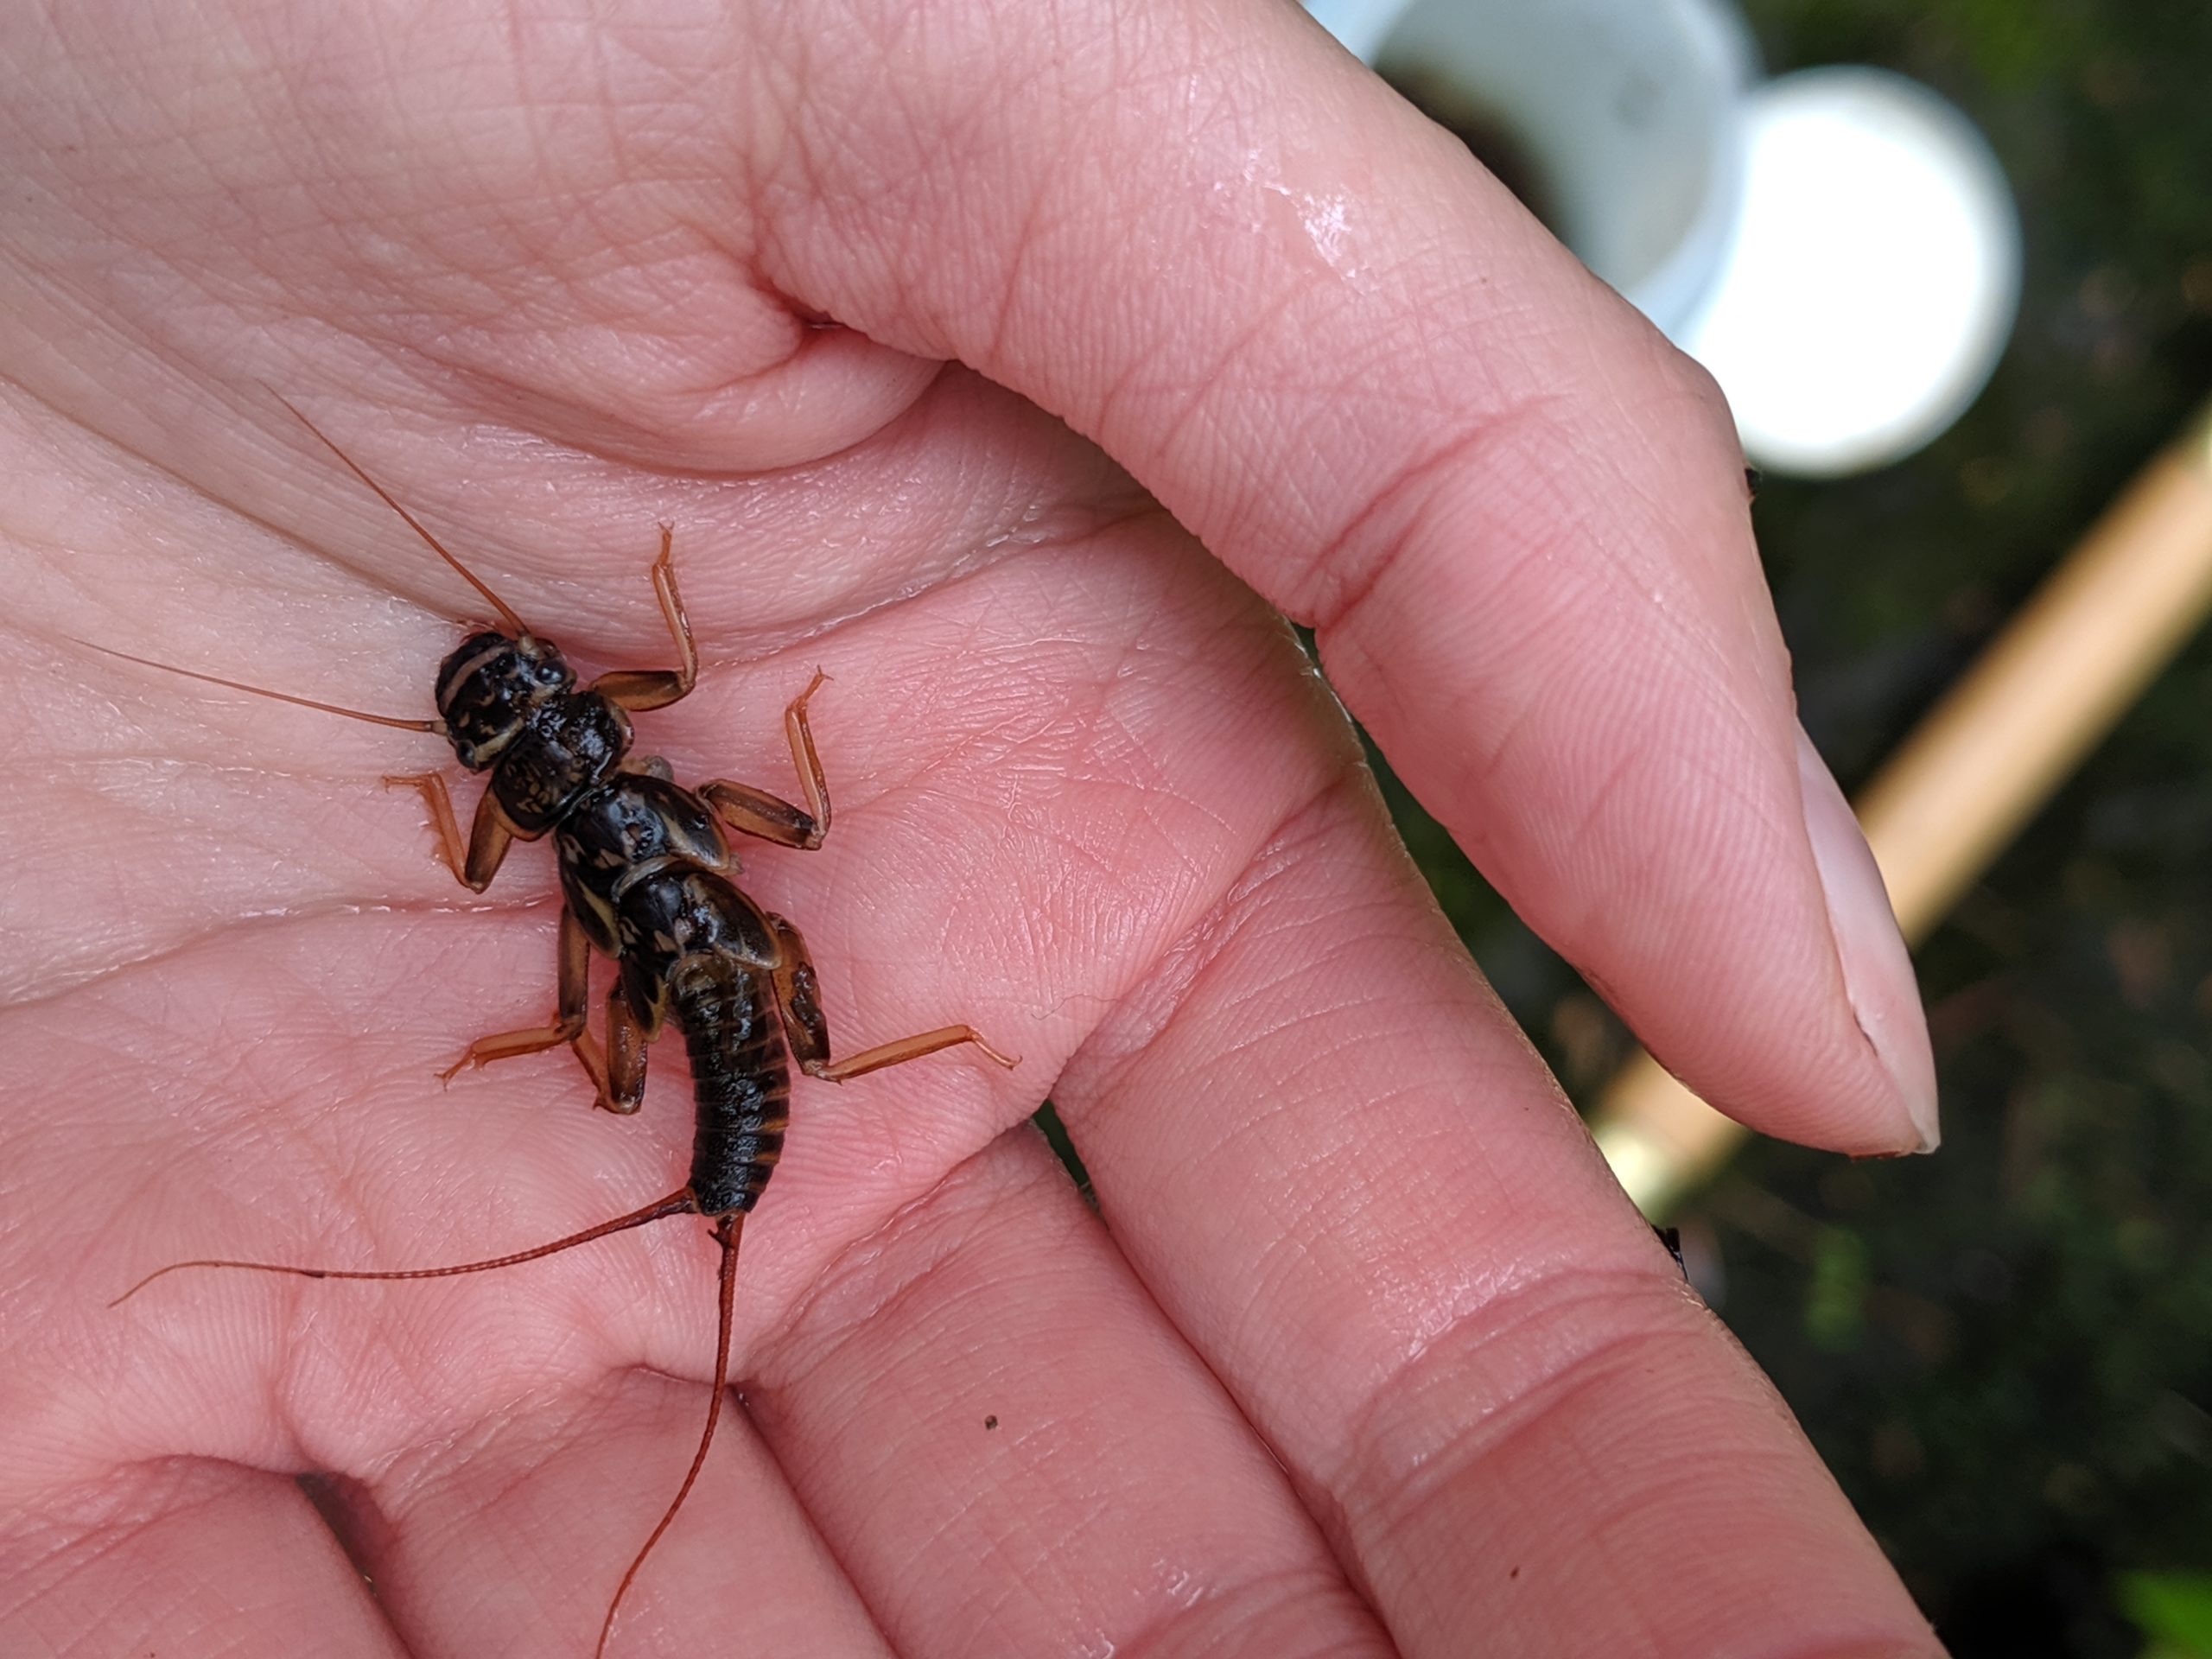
1 2 1939 1656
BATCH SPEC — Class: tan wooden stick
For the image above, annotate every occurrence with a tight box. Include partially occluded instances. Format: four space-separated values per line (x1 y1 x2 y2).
1595 399 2212 1217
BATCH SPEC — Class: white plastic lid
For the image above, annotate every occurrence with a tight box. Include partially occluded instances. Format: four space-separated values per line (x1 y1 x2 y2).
1677 67 2021 476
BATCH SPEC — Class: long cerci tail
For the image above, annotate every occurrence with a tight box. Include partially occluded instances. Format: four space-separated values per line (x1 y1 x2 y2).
111 1186 746 1658
108 1188 702 1307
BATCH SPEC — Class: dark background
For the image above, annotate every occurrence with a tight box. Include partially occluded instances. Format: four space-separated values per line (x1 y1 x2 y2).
1378 2 2212 1652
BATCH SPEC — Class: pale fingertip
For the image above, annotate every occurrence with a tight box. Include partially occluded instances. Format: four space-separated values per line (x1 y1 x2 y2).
1796 726 1941 1152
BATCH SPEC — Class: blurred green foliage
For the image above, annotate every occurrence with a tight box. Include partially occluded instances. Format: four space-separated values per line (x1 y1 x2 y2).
2122 1572 2212 1659
1380 2 2212 1652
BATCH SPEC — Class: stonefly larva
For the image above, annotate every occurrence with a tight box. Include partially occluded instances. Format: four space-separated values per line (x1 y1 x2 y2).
105 397 1019 1654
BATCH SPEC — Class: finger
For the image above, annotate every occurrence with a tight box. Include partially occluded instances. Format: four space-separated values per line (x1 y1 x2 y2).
749 1129 1391 1659
327 1376 895 1659
0 1460 404 1658
750 0 1935 1154
1054 779 1940 1658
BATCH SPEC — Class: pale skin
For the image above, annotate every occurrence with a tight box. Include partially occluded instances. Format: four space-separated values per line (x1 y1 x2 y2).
0 3 1944 1656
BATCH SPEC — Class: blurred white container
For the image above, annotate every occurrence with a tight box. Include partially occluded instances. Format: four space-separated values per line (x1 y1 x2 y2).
1309 0 2021 476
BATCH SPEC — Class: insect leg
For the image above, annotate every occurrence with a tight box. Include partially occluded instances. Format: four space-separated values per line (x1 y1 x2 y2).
699 670 832 850
763 912 1017 1078
384 772 516 892
599 979 650 1115
438 906 600 1085
590 526 698 713
807 1025 1020 1081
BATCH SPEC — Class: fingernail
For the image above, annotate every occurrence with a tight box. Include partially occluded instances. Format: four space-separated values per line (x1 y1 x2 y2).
1796 727 1941 1152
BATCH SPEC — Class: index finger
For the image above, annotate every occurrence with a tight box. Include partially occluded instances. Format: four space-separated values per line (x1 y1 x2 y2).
747 0 1936 1156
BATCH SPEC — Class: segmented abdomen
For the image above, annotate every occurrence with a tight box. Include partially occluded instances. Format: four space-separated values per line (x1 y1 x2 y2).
672 957 789 1217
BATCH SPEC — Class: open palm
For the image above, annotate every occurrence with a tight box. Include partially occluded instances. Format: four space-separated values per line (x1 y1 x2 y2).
3 3 1942 1656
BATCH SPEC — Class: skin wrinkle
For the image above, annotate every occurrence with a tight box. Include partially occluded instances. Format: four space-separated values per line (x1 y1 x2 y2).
10 873 530 1006
1058 762 1361 1116
1576 1439 1811 1586
1065 783 1540 1289
875 602 1341 1020
930 41 1303 456
1462 503 1649 680
1030 735 1214 901
448 1378 893 1652
1635 729 1788 893
918 615 1154 798
1109 1565 1379 1659
1576 484 1764 711
993 1476 1129 1624
1115 251 1336 512
497 4 561 243
1381 1439 1656 1659
1312 483 1839 1087
1204 890 1452 1089
1585 372 1727 558
614 1414 902 1659
813 384 1147 595
1300 391 1579 636
1393 1338 1875 1652
1537 733 1679 941
389 1380 614 1539
754 1144 1017 1377
1220 1073 1516 1385
976 79 1065 371
367 1389 550 1525
21 386 346 607
276 1313 540 1510
1307 394 1768 851
1330 1285 1719 1656
1550 753 1864 1097
1110 250 1328 503
1232 307 1459 547
0 1458 184 1562
914 1491 1039 1638
1332 1268 1698 1524
0 1467 217 1617
1554 1437 1859 1659
886 88 978 315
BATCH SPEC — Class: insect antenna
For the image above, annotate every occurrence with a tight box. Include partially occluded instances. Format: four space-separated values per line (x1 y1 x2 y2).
269 389 534 639
108 1188 702 1307
597 1211 743 1658
75 639 444 734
